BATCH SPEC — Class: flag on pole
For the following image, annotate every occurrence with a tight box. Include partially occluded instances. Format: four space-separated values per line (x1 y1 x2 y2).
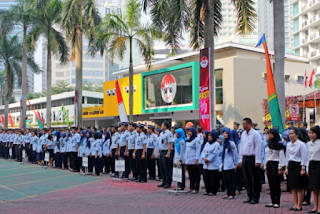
37 111 43 125
256 34 284 133
1 115 4 127
62 104 71 129
115 77 129 122
8 114 14 128
309 69 316 87
74 90 78 128
25 97 43 130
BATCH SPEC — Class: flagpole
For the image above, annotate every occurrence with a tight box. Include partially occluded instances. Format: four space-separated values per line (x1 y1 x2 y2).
303 88 306 123
315 84 317 125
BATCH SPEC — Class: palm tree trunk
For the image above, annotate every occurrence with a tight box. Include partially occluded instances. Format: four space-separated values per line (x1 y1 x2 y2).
75 26 83 127
273 0 285 128
4 63 9 129
129 37 133 122
22 27 27 130
46 49 52 128
204 0 215 129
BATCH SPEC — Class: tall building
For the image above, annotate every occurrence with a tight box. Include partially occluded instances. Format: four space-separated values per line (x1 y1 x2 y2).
216 0 259 47
0 0 35 99
290 0 320 73
258 0 294 54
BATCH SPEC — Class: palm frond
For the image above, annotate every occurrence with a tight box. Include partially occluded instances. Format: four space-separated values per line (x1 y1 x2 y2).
231 0 257 35
125 0 142 31
52 28 70 64
26 53 42 74
108 36 128 65
27 25 45 51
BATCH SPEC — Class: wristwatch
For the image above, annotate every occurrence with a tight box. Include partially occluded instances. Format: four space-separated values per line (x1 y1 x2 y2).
301 166 306 170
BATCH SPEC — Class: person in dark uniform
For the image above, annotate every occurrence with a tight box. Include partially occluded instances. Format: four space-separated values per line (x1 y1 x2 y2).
146 125 156 180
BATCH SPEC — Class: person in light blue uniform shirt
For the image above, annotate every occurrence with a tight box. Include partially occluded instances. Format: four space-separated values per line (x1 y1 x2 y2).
102 131 111 174
117 122 130 178
77 131 87 172
154 128 162 181
41 129 48 165
30 131 38 163
0 129 3 158
110 125 120 177
24 129 32 163
12 130 19 160
91 132 102 176
173 128 186 190
231 129 242 194
36 132 43 164
202 129 220 196
217 135 225 192
16 130 24 162
146 125 156 180
60 132 68 169
126 123 138 180
185 127 201 193
133 124 148 183
70 127 80 172
221 128 238 200
157 121 175 188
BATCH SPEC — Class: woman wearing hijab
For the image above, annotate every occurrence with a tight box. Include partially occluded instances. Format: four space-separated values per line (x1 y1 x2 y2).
199 130 209 187
185 127 201 194
173 128 186 190
60 132 68 169
264 129 286 208
285 127 307 211
77 131 87 173
221 128 238 200
306 126 320 214
102 131 111 174
217 135 225 192
202 130 220 196
53 131 62 168
231 129 242 194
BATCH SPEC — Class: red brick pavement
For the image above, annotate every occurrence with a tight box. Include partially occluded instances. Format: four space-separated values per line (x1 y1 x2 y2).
0 174 314 214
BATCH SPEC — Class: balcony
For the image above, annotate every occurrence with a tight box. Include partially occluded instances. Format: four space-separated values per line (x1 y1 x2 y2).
309 0 316 7
302 20 308 28
301 5 307 11
302 37 309 44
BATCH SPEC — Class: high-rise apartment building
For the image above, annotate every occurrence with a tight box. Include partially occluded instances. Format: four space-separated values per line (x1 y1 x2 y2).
258 0 294 54
0 0 35 99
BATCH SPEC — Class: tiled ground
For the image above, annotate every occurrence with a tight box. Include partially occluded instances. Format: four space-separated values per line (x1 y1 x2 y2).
0 159 315 214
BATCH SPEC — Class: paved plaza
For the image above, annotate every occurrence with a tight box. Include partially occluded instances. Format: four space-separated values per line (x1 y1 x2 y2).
0 159 314 214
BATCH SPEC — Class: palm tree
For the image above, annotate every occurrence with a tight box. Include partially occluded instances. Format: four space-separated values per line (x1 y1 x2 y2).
95 0 154 122
143 0 257 128
0 35 41 128
28 0 69 128
61 0 100 128
0 70 4 106
271 0 285 128
0 0 36 130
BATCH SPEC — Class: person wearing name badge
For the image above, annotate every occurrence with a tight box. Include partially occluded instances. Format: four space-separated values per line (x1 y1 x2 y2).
221 128 238 200
127 123 138 181
285 127 307 211
60 132 68 169
24 129 31 163
110 125 120 177
154 128 162 181
102 131 111 174
157 122 175 188
36 132 43 164
31 131 38 163
146 125 156 180
45 130 55 167
306 126 320 214
185 127 201 194
133 124 148 183
202 130 220 196
217 135 225 192
16 130 23 162
91 132 102 176
86 130 94 173
173 128 186 190
117 122 130 178
54 131 62 168
41 129 48 165
77 131 87 172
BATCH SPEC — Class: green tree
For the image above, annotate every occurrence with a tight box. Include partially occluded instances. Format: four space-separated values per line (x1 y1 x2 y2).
42 80 74 95
0 35 41 128
61 0 101 127
82 80 103 93
28 0 69 128
143 0 257 128
26 92 42 100
96 0 154 122
0 0 37 130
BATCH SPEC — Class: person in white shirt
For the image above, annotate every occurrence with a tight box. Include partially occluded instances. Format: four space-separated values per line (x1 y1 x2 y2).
306 126 320 214
285 127 307 211
264 129 286 209
238 118 262 205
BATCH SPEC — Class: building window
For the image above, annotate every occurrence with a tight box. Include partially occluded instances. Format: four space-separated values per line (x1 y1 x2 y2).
293 18 299 32
72 78 75 84
294 34 300 47
215 69 223 104
295 49 300 56
293 3 299 16
296 75 304 84
216 110 223 128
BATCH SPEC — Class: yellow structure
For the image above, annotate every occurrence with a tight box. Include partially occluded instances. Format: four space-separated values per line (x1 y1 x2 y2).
82 74 142 118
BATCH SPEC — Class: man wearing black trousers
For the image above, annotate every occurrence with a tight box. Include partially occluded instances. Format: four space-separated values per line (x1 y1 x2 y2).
238 118 262 205
127 123 138 180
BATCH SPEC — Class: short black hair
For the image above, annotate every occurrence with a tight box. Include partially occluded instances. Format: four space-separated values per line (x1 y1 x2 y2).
93 132 100 140
72 127 78 131
243 118 252 125
303 122 308 128
91 127 97 131
163 121 170 129
48 135 53 140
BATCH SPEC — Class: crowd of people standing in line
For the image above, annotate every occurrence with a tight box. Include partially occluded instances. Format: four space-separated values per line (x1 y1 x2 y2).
0 118 319 213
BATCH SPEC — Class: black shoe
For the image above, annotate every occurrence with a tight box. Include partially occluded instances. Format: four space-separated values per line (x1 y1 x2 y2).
203 192 208 195
249 201 258 205
136 180 141 183
130 177 136 181
289 207 295 211
308 211 317 213
149 177 155 180
140 180 147 183
294 208 302 211
265 203 274 207
243 199 251 203
158 184 165 187
163 185 171 189
207 193 214 196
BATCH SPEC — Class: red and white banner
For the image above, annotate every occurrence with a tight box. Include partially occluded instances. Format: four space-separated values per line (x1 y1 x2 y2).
115 77 128 122
199 48 211 131
9 114 14 128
